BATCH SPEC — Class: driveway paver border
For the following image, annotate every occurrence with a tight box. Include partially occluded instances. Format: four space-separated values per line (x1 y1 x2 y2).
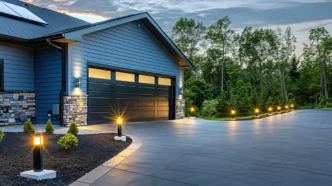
69 134 141 186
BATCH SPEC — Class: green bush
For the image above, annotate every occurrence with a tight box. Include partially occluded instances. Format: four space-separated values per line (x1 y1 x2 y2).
57 133 78 150
67 122 79 136
23 119 35 134
201 99 218 117
0 129 4 143
45 119 54 134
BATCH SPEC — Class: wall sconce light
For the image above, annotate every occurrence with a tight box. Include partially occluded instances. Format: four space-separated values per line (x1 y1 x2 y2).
76 78 81 88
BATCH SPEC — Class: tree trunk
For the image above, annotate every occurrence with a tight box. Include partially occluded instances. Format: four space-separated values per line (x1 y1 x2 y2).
282 69 288 102
318 47 324 97
323 50 329 98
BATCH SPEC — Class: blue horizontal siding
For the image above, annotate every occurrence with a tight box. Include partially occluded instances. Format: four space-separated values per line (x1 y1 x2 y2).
35 46 62 124
0 42 34 91
68 21 182 97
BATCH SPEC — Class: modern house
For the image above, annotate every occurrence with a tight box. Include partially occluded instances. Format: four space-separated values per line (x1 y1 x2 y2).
0 0 192 126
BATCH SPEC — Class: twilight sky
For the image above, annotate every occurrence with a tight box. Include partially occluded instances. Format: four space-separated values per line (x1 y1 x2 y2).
22 0 332 55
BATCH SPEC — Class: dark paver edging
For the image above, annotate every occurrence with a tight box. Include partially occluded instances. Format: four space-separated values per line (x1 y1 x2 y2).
69 134 141 186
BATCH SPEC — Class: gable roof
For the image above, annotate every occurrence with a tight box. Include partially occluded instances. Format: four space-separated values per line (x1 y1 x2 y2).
47 12 193 69
0 0 88 39
0 2 193 69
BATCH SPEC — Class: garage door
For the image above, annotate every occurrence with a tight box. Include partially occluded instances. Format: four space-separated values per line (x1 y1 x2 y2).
87 67 175 124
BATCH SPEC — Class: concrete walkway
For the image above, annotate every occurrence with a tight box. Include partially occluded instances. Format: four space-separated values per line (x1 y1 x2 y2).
71 110 332 186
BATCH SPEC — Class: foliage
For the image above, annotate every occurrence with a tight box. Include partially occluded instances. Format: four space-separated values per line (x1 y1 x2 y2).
57 133 78 150
23 119 35 134
67 123 79 136
0 129 4 143
201 99 219 117
45 119 54 134
172 16 332 118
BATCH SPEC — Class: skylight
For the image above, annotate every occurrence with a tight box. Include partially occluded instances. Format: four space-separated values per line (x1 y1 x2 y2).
0 1 47 25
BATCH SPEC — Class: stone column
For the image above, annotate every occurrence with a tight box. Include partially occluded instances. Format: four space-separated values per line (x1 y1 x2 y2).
175 99 185 119
63 95 88 126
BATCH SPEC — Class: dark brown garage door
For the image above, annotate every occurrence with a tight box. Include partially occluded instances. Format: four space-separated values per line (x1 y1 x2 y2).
87 67 175 124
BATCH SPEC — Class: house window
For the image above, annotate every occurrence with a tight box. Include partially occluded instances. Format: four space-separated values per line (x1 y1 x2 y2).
139 75 155 84
116 71 135 82
88 68 111 80
0 59 3 92
158 77 171 86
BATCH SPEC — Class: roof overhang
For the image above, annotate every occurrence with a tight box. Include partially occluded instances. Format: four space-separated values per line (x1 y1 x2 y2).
62 13 193 69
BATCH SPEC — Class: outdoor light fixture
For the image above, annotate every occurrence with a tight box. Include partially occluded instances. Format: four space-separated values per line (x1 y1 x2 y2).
285 105 289 112
33 131 44 172
255 108 260 117
277 106 281 113
230 110 236 120
291 104 294 109
76 78 81 88
268 107 273 115
114 117 126 142
20 131 56 180
190 106 195 117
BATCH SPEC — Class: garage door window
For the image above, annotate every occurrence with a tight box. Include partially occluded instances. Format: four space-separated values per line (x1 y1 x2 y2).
116 71 135 82
158 77 171 86
139 75 155 84
89 68 111 80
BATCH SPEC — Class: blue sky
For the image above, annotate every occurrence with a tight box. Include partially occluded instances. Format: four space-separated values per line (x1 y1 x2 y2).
23 0 332 55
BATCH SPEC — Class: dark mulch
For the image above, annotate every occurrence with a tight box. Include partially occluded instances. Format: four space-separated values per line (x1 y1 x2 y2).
0 133 131 186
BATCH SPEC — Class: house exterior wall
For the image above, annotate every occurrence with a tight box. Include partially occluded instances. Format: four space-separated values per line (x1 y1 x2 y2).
34 46 62 124
0 42 36 125
0 42 34 91
67 21 185 123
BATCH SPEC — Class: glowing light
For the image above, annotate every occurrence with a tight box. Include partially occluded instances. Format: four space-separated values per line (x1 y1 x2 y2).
117 117 123 125
231 110 236 115
268 107 273 111
291 104 294 108
277 106 281 111
190 107 195 113
255 108 259 113
34 133 43 146
285 105 289 109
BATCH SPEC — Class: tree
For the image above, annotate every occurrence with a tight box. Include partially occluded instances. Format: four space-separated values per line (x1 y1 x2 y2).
205 16 234 94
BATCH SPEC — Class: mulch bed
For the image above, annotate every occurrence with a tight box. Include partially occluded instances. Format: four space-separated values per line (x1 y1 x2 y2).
0 133 131 186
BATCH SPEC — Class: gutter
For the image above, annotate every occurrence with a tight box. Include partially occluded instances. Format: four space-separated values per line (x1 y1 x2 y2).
47 39 66 127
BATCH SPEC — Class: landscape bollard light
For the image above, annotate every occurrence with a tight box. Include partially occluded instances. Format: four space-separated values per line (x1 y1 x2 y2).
117 117 123 137
291 104 294 109
285 105 289 112
268 107 273 115
33 132 44 172
190 107 195 117
20 132 56 180
277 106 281 113
230 110 236 120
114 117 126 142
255 108 260 117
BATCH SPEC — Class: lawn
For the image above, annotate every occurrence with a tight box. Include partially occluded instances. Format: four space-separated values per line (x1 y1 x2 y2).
0 133 131 186
202 110 292 121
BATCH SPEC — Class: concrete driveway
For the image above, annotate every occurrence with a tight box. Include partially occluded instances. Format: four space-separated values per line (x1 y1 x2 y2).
80 110 332 186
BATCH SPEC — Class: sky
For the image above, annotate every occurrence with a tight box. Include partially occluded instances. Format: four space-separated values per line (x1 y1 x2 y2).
21 0 332 55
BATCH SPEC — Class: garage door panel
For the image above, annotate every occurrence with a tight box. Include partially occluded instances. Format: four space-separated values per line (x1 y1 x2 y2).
88 68 173 124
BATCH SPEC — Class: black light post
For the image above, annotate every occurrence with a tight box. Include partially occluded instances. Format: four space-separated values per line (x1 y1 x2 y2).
255 108 259 117
230 110 236 119
117 117 123 137
190 107 195 117
33 132 44 172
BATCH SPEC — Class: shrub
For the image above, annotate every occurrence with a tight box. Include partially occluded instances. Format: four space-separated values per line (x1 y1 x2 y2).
23 119 35 134
67 122 79 136
201 99 218 117
57 133 78 150
0 129 4 143
45 119 54 134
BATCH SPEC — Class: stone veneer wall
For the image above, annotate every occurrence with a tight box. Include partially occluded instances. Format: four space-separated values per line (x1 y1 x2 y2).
63 95 88 126
175 99 185 119
0 92 36 125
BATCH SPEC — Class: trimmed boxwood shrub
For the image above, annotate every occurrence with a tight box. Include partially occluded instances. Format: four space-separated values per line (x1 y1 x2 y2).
45 119 54 134
23 119 35 134
0 129 4 143
58 133 78 150
67 122 79 136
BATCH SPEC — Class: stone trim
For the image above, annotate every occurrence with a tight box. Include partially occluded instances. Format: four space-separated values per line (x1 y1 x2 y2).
0 92 36 125
63 95 87 126
175 99 185 119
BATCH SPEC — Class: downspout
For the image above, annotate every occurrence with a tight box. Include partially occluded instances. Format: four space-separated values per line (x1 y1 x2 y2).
47 39 66 127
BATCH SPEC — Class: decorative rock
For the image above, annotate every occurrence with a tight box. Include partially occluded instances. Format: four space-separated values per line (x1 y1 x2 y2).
175 99 185 119
63 95 88 126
